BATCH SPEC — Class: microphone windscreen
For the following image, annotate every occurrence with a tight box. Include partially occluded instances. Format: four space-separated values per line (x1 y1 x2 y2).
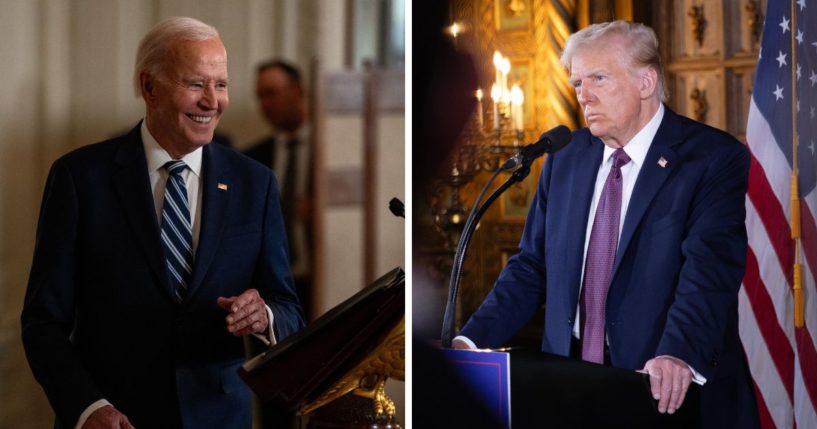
540 125 573 153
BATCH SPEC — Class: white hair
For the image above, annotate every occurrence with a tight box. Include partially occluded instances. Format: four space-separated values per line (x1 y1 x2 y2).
133 16 220 97
560 20 668 102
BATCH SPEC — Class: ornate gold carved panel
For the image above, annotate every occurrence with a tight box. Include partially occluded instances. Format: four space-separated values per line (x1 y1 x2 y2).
656 0 760 137
671 0 724 60
673 69 725 129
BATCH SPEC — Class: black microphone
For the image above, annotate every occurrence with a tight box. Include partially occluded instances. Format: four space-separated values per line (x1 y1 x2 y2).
500 125 573 170
389 197 405 218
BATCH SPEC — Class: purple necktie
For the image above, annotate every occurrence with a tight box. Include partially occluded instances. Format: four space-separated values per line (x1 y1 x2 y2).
581 148 631 364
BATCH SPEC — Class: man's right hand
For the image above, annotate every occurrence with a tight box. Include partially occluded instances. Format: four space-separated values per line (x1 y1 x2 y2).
451 336 477 350
82 405 134 429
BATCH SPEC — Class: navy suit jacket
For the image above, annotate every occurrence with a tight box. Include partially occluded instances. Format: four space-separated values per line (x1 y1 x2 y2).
461 108 759 428
21 123 304 428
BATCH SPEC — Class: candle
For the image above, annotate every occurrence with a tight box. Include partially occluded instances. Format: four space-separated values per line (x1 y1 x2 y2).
493 51 503 92
500 58 511 96
510 85 524 131
475 89 484 129
491 83 501 131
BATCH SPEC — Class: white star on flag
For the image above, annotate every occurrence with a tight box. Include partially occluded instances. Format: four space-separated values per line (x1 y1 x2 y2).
774 84 785 100
777 50 788 67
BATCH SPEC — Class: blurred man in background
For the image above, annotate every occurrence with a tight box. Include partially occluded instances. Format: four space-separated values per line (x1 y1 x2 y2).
245 59 315 322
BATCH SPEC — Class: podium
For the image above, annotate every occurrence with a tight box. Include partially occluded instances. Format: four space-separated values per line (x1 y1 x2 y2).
441 348 700 428
239 267 404 427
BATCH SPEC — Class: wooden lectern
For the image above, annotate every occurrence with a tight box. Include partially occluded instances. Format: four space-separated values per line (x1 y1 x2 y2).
239 267 404 428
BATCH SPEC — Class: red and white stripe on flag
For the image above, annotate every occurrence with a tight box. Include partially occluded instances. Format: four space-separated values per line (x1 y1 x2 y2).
740 0 817 428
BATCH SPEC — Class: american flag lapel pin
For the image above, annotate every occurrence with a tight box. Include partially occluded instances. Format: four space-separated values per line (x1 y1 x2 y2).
217 183 228 191
657 157 668 168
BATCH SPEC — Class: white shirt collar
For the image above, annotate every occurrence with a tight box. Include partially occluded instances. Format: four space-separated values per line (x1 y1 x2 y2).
141 120 203 177
601 103 665 168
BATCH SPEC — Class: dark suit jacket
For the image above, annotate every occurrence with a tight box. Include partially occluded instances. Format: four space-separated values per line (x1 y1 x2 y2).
244 136 276 167
243 136 315 265
21 123 304 428
460 107 759 428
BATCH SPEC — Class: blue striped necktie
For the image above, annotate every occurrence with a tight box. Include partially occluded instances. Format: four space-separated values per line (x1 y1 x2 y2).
160 160 193 303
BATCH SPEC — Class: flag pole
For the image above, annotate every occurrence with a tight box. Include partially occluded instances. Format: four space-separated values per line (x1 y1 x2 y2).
790 0 804 328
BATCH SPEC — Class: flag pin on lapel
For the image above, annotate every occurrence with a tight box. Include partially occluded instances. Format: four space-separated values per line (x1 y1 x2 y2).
657 157 668 168
218 183 228 191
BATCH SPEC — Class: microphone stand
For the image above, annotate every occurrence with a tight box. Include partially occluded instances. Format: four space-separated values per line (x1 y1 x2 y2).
440 161 534 347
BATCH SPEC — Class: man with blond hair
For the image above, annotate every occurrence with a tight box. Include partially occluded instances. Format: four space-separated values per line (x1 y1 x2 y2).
456 21 759 428
22 17 303 428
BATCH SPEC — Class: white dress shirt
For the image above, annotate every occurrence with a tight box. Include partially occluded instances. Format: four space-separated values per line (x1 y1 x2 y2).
572 104 665 339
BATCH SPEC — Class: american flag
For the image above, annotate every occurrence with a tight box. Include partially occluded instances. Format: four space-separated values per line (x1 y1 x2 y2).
741 0 817 428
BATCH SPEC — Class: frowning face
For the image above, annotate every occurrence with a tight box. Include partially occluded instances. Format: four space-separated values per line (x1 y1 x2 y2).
143 37 229 158
569 37 652 148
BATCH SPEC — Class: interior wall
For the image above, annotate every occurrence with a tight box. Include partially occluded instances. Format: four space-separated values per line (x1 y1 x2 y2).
0 0 404 426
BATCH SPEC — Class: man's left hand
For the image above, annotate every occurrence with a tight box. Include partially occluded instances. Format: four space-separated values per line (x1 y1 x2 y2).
217 289 269 336
642 356 693 414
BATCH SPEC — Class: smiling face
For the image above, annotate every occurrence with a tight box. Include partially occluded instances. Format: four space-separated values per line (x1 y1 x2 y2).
569 36 658 148
142 37 229 158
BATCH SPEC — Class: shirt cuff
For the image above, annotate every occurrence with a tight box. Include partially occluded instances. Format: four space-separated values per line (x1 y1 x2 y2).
655 354 707 385
452 335 478 350
251 305 276 346
76 399 111 429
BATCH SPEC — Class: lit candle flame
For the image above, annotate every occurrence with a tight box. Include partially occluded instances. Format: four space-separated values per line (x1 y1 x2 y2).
450 22 461 38
491 84 501 102
500 58 511 74
510 85 524 105
493 51 503 67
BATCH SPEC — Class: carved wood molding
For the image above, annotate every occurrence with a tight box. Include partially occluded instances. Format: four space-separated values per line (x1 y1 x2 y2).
666 56 757 71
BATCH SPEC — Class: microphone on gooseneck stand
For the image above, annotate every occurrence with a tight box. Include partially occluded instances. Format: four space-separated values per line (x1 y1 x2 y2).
440 124 573 348
499 125 573 171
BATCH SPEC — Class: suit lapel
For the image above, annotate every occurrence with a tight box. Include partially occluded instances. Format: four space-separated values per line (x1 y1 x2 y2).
613 108 683 276
187 144 232 300
565 135 605 310
113 125 173 298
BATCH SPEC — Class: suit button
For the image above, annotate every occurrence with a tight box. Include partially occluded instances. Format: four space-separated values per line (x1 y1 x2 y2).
567 318 573 325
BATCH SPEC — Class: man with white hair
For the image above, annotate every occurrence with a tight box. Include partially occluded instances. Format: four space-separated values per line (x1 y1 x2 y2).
456 21 759 428
21 17 303 428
